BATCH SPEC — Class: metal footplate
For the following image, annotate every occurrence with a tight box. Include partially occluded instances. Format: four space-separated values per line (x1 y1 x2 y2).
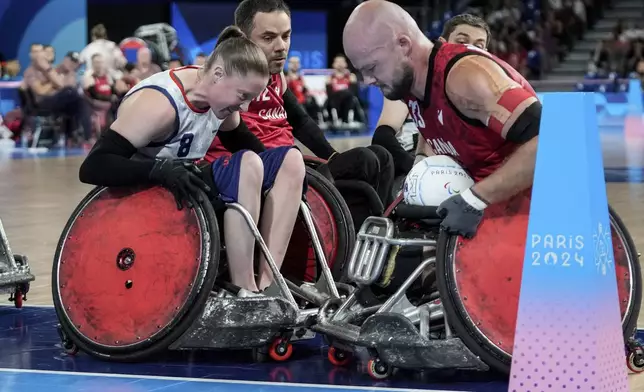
169 295 298 350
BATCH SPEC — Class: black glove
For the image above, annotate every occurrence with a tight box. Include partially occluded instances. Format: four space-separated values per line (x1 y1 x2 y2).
436 188 487 239
149 160 210 210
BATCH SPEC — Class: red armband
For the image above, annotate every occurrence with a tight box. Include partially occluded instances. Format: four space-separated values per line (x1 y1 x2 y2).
487 87 537 137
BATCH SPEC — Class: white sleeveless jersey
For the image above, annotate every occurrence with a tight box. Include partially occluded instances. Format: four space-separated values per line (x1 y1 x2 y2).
123 66 223 160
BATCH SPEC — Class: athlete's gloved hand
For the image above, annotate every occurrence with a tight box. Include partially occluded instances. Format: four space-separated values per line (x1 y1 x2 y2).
436 188 488 239
149 160 211 210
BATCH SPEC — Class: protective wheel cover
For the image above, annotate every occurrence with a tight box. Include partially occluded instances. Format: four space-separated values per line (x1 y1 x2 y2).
437 191 642 374
52 186 220 361
282 167 355 282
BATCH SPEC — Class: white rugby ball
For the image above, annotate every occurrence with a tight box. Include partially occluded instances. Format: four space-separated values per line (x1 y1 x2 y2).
403 155 474 206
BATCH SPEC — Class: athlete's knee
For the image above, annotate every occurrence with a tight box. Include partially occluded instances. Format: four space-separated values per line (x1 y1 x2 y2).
279 148 306 183
367 145 394 168
348 147 380 182
239 151 264 188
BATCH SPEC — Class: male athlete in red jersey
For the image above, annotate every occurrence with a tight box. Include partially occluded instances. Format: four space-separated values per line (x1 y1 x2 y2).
344 1 540 238
205 0 395 206
372 14 493 179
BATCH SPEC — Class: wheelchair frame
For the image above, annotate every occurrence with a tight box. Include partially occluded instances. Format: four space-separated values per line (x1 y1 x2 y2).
0 217 34 308
313 215 489 379
313 204 644 379
54 185 346 362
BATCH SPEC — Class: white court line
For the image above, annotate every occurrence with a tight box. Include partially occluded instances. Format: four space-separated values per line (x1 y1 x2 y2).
0 368 469 392
0 304 53 308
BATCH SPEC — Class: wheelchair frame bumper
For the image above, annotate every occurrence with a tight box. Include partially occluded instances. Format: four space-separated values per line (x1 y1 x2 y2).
314 312 489 371
168 295 299 350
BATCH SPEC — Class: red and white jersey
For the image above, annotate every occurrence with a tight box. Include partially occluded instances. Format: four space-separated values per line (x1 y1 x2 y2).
123 66 223 160
403 41 537 181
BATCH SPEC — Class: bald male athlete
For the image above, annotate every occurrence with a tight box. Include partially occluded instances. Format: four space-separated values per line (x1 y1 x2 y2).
344 1 539 238
372 14 493 178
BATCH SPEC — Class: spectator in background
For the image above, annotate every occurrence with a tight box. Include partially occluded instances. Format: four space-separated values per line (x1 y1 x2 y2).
79 24 127 79
193 52 207 66
131 47 161 80
625 40 644 75
24 51 91 144
20 44 44 92
114 63 138 98
590 39 614 76
325 54 364 128
504 41 528 75
286 56 323 126
168 58 184 69
83 53 115 139
573 0 587 31
440 13 490 49
43 45 55 65
1 60 20 80
113 63 138 118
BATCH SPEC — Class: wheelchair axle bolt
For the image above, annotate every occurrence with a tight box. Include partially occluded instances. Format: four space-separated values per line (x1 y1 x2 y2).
116 248 136 271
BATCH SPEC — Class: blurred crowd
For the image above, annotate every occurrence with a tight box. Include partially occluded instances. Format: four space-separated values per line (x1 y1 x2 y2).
589 20 644 79
1 0 642 147
460 0 614 79
3 24 166 149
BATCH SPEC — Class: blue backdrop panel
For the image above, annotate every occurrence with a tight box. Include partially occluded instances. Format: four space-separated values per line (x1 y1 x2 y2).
171 2 327 69
0 0 87 74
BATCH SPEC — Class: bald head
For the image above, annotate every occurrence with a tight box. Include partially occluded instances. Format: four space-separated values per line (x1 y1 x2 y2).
342 0 426 101
343 0 421 57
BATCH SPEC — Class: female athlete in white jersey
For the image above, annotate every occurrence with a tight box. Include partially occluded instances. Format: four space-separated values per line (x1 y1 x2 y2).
79 26 306 296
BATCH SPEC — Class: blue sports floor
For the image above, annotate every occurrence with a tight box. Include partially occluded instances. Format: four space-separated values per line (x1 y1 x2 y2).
0 305 510 392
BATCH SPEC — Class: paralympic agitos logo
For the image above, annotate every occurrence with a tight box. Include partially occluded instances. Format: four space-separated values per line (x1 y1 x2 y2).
444 182 462 195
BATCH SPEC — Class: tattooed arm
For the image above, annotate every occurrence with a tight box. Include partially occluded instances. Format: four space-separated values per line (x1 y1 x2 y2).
445 55 541 204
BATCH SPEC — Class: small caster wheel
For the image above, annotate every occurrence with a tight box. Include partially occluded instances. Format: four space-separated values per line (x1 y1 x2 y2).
627 346 644 373
366 358 392 380
56 324 78 356
269 338 293 362
328 346 351 367
63 342 79 356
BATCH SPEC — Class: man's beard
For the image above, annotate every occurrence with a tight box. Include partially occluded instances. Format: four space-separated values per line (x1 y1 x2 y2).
269 63 283 75
383 63 414 101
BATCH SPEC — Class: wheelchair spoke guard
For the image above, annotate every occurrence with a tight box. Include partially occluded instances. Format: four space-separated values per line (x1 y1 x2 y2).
52 186 220 361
